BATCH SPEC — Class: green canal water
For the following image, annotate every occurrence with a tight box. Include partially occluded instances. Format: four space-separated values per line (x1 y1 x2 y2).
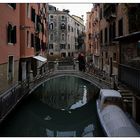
0 76 104 137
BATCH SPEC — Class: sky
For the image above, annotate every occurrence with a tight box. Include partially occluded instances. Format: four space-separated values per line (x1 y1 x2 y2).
49 3 93 25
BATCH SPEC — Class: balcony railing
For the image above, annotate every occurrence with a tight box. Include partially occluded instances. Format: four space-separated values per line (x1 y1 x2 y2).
119 64 140 92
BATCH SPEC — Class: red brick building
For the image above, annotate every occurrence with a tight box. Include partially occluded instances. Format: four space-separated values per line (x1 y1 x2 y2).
0 4 20 92
19 3 48 81
0 3 48 93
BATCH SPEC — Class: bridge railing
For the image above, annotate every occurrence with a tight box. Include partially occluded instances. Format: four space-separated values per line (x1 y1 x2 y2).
0 80 30 123
0 60 112 123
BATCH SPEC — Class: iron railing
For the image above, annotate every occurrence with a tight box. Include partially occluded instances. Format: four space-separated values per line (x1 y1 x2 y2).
0 80 29 123
119 64 140 92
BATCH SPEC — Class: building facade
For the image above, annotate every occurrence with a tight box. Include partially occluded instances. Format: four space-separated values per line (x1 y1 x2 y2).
114 4 140 123
0 4 20 92
0 3 48 93
86 3 140 122
47 5 85 59
19 3 48 81
85 11 92 61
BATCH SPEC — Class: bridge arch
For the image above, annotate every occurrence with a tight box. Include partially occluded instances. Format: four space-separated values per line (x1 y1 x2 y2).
29 71 110 94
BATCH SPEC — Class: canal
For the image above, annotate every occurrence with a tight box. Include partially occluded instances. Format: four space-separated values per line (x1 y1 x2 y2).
0 76 104 137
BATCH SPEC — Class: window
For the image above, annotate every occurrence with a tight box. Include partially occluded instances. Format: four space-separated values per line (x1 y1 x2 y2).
113 53 117 61
27 3 30 18
7 24 16 44
77 29 79 35
68 44 70 49
100 8 102 20
35 37 40 51
8 3 16 9
112 22 116 38
60 44 66 49
61 52 66 57
68 25 70 31
8 56 14 81
61 34 65 41
68 52 70 57
68 35 70 41
105 27 107 43
49 23 54 30
31 7 35 22
88 33 91 40
50 34 53 41
118 18 123 36
27 31 30 47
71 27 73 32
31 33 34 47
109 25 112 42
49 44 53 49
50 15 54 19
41 23 44 33
61 16 65 20
60 23 66 30
100 30 103 43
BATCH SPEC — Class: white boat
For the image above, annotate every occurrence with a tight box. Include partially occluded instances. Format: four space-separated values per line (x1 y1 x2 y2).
96 89 140 137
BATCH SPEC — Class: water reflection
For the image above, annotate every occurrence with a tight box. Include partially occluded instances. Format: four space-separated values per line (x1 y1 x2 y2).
46 124 95 137
0 76 104 137
37 76 98 110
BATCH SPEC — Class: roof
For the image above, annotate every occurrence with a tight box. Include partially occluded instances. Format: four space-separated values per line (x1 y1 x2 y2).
101 105 140 136
100 89 122 98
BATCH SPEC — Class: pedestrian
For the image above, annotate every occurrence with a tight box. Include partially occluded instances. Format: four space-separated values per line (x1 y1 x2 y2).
78 53 86 72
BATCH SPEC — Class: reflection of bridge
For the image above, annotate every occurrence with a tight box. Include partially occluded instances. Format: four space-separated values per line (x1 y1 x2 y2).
0 61 111 124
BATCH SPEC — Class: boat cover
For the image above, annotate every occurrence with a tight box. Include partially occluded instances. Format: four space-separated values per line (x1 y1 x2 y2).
101 105 140 137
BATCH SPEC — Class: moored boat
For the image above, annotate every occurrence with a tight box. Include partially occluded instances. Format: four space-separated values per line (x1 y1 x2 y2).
96 89 140 137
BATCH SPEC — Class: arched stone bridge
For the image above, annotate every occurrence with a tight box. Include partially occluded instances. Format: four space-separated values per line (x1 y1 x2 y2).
29 70 111 94
0 69 111 123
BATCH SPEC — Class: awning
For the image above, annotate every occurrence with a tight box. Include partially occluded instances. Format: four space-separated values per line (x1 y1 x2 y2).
33 56 47 62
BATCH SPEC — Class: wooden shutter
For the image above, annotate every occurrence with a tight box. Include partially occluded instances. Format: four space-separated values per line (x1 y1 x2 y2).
12 26 16 44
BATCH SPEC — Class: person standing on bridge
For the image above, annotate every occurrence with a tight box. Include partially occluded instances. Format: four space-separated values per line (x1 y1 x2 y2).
78 52 86 72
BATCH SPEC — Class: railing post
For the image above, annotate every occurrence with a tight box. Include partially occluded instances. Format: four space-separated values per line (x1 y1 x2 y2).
29 70 33 81
54 59 58 71
75 60 79 71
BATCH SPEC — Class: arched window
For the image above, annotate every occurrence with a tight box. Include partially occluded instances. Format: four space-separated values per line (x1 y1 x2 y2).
49 23 54 30
61 33 65 41
50 34 53 41
60 23 66 30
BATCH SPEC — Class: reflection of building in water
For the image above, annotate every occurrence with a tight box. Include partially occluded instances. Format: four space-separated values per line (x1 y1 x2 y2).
45 123 94 137
40 76 90 109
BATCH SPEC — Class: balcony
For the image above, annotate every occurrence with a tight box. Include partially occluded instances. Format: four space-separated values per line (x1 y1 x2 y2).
103 4 117 22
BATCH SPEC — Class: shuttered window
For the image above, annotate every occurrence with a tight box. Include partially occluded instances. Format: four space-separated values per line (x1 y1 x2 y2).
31 33 34 47
31 8 35 22
7 24 16 44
